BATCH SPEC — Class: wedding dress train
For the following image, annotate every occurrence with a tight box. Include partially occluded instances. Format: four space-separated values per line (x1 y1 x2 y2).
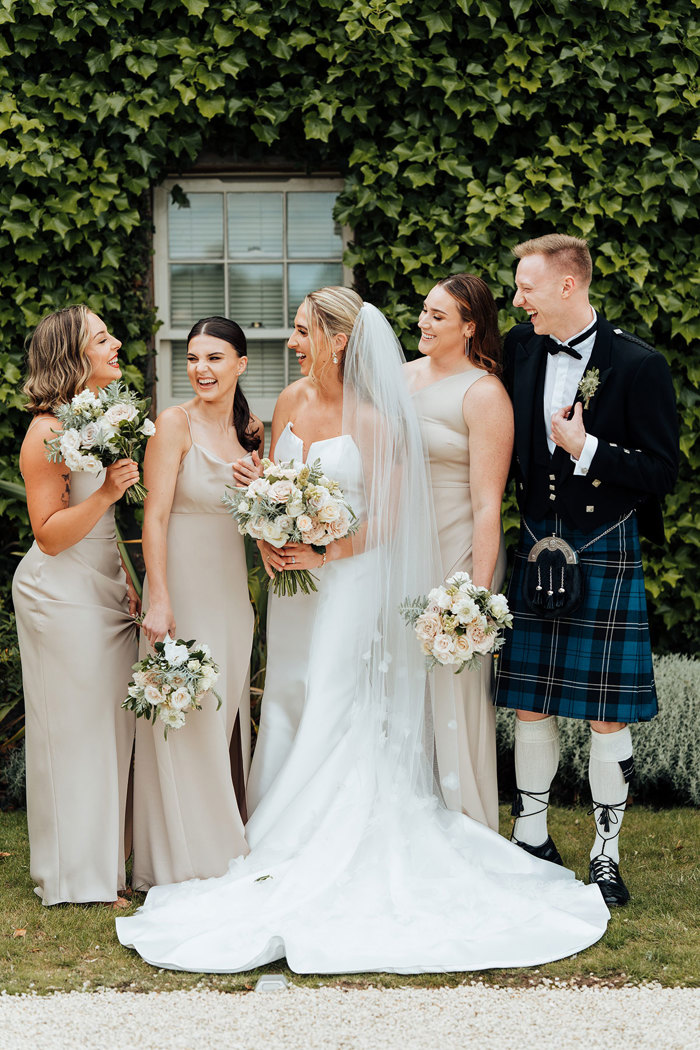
117 416 608 973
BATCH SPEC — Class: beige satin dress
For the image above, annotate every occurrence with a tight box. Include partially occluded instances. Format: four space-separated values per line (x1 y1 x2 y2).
413 369 506 831
132 413 252 890
12 471 137 904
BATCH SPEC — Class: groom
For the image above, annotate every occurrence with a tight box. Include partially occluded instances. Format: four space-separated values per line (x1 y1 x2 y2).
494 234 678 905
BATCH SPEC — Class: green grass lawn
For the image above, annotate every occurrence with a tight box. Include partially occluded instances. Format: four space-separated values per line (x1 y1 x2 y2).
1 804 698 995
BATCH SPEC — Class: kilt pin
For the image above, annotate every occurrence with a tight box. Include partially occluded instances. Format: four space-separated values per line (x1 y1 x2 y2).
494 316 678 723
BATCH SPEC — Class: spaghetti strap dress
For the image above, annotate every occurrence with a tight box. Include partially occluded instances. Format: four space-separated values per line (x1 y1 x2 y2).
131 409 252 890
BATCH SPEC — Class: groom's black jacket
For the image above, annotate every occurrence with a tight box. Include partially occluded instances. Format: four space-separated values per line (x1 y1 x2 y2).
503 317 679 544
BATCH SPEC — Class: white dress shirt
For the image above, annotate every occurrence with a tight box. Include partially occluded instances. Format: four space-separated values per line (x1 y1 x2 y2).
543 309 599 475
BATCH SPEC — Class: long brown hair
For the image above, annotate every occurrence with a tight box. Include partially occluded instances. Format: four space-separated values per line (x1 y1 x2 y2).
437 273 502 377
186 316 260 453
23 306 92 414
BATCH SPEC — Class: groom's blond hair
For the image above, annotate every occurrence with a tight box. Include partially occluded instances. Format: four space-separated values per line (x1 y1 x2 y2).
513 234 592 286
304 286 363 383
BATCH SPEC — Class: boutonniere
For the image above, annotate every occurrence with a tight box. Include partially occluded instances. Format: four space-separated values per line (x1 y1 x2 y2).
578 367 600 410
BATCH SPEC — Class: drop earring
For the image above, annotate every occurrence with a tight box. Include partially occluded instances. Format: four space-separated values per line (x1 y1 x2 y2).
332 350 338 364
464 335 472 357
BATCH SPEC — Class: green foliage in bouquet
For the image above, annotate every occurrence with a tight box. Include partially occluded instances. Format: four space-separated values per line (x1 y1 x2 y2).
0 0 696 649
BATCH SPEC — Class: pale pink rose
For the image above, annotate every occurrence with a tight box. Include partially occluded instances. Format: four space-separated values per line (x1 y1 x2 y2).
144 684 163 705
465 621 496 654
297 514 314 533
304 523 328 545
268 479 295 503
249 477 270 496
415 611 441 643
327 515 351 539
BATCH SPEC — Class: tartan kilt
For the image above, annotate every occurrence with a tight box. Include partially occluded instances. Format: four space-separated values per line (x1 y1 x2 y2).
493 513 657 723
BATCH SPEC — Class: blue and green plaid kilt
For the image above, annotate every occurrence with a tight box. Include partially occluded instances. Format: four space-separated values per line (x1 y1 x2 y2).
493 513 657 722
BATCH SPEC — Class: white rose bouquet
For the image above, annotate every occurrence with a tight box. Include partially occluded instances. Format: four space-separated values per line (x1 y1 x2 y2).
223 457 359 596
400 572 513 674
122 636 221 738
44 381 155 503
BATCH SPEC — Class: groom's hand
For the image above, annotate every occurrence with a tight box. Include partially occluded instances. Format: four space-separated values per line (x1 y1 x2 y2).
551 403 586 459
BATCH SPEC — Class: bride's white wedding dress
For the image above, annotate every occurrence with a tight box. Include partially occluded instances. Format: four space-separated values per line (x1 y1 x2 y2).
117 421 608 974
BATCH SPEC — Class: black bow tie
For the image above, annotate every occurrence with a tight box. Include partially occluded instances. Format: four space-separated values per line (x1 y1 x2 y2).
545 319 598 360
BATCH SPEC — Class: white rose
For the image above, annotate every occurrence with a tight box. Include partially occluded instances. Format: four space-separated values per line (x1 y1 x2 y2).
81 453 103 475
79 421 101 447
287 498 304 518
268 479 295 503
488 593 510 620
144 684 163 705
305 485 330 511
63 448 84 471
261 519 288 547
237 500 250 514
163 637 190 665
60 428 81 452
141 418 156 437
247 520 264 540
187 659 201 671
317 501 341 523
72 389 99 408
249 477 270 497
159 706 186 729
104 403 138 425
433 588 452 611
276 514 293 531
169 687 192 711
447 571 472 588
432 633 456 664
297 514 314 534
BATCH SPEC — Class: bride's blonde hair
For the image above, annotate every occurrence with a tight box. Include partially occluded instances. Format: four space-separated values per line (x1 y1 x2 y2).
303 287 363 383
24 306 92 414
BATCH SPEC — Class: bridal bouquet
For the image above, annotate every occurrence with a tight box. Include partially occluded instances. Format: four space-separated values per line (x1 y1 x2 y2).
122 636 221 738
401 572 513 674
223 457 359 596
45 381 155 503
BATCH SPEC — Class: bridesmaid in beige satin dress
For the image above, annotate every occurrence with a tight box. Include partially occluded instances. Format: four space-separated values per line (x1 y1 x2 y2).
12 306 140 904
133 316 262 890
405 274 513 831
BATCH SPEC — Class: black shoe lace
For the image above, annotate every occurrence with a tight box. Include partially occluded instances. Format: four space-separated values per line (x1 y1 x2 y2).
590 854 620 883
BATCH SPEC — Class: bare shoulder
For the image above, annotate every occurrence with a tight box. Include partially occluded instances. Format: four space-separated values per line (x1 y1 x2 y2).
463 374 513 421
275 378 311 416
154 404 191 439
21 414 60 459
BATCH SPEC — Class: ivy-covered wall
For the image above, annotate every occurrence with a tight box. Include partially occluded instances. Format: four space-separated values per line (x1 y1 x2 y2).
0 0 697 651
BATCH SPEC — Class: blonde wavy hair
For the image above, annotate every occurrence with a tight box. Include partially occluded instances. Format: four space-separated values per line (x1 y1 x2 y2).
23 306 92 414
303 287 363 383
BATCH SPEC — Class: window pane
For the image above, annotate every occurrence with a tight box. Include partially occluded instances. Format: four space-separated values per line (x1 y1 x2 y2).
228 193 283 257
170 265 225 327
287 262 344 326
287 193 342 258
239 340 287 401
169 193 224 258
170 340 191 400
229 263 284 328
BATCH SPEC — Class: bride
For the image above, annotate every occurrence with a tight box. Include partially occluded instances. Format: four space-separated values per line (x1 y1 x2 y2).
117 287 609 973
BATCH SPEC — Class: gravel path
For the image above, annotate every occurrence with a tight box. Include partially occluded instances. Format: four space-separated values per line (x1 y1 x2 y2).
1 985 698 1049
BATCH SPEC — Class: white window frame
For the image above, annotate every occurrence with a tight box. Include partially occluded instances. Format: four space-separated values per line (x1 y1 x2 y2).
152 175 351 421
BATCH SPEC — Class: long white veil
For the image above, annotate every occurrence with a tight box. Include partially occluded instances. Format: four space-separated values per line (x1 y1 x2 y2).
341 302 441 801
